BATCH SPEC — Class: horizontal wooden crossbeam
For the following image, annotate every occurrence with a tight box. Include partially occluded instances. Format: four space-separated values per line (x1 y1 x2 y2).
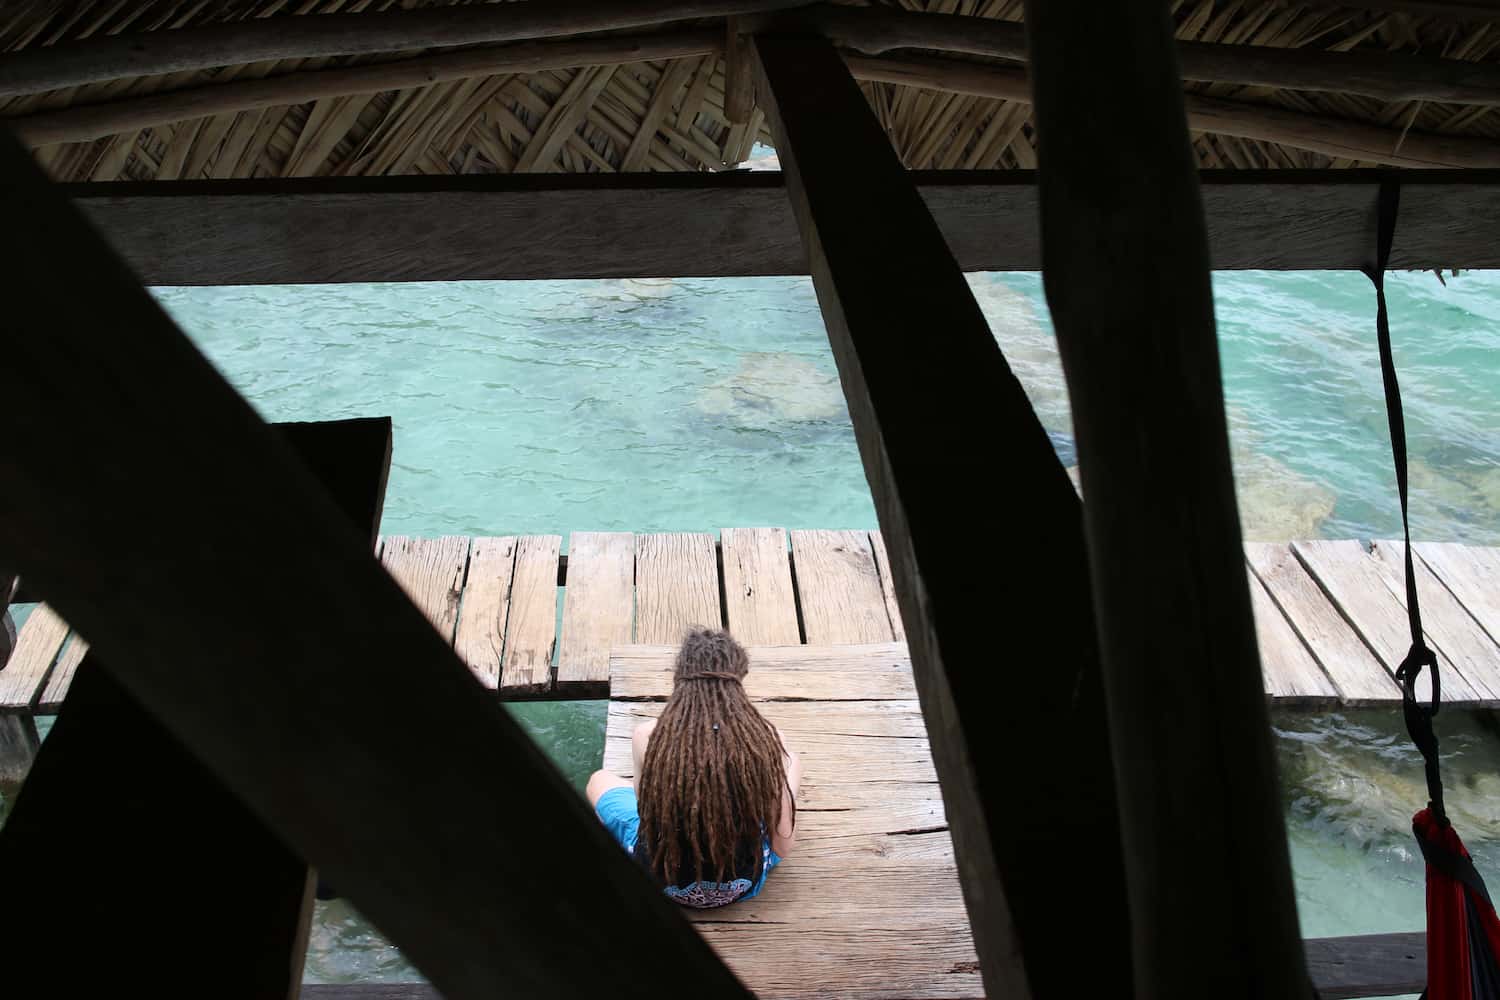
0 0 809 98
63 170 1500 285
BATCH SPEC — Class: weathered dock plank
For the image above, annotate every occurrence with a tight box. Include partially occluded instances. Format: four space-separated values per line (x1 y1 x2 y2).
380 535 470 644
868 530 908 642
720 527 800 645
1247 569 1339 706
557 531 635 694
37 635 88 714
1245 543 1397 705
453 536 518 690
500 535 561 694
635 532 720 644
789 530 894 645
603 642 979 1000
1414 542 1500 647
1294 539 1481 704
1370 540 1500 705
0 604 69 712
611 643 915 701
16 532 1494 712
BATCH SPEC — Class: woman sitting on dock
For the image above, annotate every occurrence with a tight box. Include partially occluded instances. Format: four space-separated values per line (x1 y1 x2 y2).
587 628 800 908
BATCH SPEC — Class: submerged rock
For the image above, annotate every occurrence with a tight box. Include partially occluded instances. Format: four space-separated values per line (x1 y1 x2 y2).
1233 445 1337 541
696 352 846 429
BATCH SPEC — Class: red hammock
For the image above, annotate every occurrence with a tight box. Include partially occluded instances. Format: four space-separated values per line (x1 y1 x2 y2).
1368 179 1500 1000
1415 809 1500 1000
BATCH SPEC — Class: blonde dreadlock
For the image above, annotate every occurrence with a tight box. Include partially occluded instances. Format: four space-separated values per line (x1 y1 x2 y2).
637 629 791 886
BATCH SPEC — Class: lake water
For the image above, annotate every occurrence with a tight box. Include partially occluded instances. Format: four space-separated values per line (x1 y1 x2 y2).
7 268 1500 984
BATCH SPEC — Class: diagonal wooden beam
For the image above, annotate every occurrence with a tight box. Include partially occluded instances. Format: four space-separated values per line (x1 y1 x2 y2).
784 3 1500 106
1023 1 1308 995
751 32 1134 1000
846 52 1500 169
0 131 749 1000
0 418 392 997
0 0 810 99
8 29 722 149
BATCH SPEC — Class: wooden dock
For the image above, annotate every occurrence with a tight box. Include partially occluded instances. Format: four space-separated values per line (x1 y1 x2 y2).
4 531 1492 998
605 642 979 1000
3 532 1499 716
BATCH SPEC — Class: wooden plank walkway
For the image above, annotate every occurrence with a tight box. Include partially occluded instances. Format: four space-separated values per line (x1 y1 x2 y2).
605 642 982 1000
6 533 1500 710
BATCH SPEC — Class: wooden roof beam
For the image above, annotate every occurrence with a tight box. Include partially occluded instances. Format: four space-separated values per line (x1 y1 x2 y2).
9 28 722 148
786 3 1500 106
64 171 1500 283
1024 0 1308 993
10 39 1499 169
0 0 810 99
5 1 1500 109
849 52 1500 168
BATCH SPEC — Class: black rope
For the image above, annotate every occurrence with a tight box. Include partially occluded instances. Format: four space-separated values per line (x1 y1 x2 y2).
1362 178 1446 828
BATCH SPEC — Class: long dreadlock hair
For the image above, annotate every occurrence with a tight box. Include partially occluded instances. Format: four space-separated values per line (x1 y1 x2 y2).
637 628 791 886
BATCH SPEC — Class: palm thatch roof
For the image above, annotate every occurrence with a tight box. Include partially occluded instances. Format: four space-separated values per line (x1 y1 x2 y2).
3 0 1499 183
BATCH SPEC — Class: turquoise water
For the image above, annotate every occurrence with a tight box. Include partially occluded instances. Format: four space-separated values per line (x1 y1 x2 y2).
5 269 1498 982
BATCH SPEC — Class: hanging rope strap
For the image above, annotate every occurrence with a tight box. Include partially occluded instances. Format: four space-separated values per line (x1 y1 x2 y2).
1363 178 1446 827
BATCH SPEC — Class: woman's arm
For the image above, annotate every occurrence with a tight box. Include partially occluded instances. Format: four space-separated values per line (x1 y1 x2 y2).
771 727 801 858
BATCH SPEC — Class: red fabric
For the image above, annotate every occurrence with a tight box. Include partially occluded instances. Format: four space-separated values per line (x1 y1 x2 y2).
1417 808 1500 1000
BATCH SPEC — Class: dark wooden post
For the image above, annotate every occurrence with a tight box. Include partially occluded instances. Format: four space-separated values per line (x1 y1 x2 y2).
0 132 749 1000
752 34 1133 999
0 419 392 998
0 569 29 790
1022 3 1309 996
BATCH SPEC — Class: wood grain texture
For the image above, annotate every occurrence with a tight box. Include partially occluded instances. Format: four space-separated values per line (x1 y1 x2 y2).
1414 543 1500 647
380 535 471 645
36 635 88 714
1245 543 1397 705
868 530 908 642
453 536 518 690
557 531 635 694
756 33 1128 1000
790 530 895 644
0 604 68 711
1024 0 1306 992
720 527 801 645
66 172 1500 287
1369 539 1500 705
0 134 746 1000
611 642 915 701
604 641 978 1000
1303 931 1426 1000
293 930 1426 1000
634 533 720 644
501 535 561 694
1293 539 1481 704
1247 569 1339 706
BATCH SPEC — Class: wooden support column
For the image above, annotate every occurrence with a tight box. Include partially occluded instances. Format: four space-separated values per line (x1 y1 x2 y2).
0 570 29 790
0 418 392 997
0 132 748 1000
1022 3 1307 997
752 34 1133 999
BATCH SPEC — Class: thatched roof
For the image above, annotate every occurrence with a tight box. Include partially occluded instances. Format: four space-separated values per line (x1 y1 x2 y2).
3 0 1499 183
